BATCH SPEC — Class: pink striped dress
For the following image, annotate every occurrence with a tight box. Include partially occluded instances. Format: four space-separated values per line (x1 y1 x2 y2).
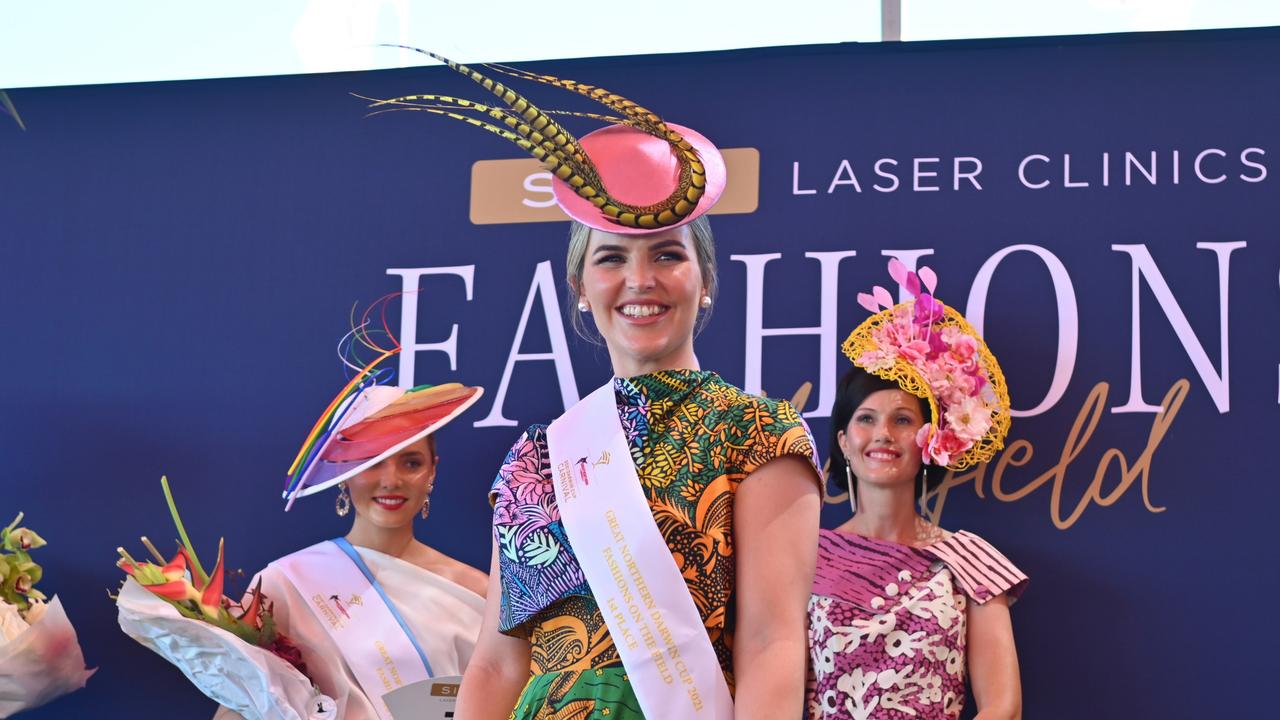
806 528 1027 719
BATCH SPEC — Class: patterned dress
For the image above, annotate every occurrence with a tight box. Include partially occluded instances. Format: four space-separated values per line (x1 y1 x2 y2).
807 528 1027 720
490 369 819 719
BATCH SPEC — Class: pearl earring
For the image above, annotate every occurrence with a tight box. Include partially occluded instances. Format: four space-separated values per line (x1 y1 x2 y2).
700 295 712 309
578 300 590 312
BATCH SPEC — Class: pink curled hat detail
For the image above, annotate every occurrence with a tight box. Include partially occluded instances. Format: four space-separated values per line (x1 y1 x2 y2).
842 259 1012 470
360 48 726 233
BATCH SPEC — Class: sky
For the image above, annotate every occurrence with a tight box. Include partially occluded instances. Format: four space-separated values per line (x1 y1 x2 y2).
1 0 1276 89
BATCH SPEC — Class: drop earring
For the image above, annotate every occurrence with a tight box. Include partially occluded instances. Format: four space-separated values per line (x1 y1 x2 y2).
845 463 857 513
700 295 712 309
421 481 434 519
335 482 351 517
578 300 590 312
917 467 929 515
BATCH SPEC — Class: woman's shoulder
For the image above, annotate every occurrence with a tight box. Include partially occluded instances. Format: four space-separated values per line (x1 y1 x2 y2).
698 378 819 477
925 529 1029 604
407 545 488 599
702 376 807 429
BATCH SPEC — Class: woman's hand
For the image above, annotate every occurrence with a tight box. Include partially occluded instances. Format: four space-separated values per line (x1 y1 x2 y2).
967 594 1022 720
455 540 530 719
731 455 821 720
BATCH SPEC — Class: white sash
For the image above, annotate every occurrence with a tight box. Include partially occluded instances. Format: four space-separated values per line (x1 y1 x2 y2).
274 540 433 720
547 382 734 720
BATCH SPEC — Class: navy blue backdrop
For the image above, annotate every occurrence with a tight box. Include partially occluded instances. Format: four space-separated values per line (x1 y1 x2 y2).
3 28 1277 718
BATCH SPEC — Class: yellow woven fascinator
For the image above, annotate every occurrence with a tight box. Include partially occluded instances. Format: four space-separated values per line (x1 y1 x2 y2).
841 260 1011 470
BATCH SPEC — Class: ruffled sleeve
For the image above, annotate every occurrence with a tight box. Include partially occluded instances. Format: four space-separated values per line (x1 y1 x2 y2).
488 425 589 635
489 425 544 510
925 530 1028 604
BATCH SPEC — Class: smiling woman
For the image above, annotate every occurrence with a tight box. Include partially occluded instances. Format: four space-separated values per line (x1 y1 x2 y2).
566 216 719 346
807 260 1027 720
200 300 491 720
418 56 825 720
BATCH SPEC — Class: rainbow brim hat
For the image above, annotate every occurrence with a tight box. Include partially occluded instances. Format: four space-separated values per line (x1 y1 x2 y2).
282 293 483 509
363 49 725 233
283 383 482 506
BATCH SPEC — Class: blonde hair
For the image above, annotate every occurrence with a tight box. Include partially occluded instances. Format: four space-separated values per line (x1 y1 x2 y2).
565 216 718 343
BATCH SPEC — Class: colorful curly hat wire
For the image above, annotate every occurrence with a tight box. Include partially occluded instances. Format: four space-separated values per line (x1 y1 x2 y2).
841 259 1011 470
358 47 710 230
282 292 403 504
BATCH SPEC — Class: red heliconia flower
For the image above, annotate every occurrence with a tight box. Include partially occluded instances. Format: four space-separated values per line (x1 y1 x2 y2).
200 540 226 611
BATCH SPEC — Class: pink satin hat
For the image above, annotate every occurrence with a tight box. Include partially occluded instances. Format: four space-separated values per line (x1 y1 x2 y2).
551 123 726 235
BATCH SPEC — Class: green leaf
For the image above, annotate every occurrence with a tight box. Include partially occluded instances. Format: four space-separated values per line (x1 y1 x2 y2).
497 525 519 562
522 530 560 567
161 476 207 583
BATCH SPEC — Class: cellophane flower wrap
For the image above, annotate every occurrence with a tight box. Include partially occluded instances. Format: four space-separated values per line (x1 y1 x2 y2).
842 259 1011 470
0 513 94 718
115 477 331 720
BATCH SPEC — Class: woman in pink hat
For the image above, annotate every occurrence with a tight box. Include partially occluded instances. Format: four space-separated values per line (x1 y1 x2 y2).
374 55 824 720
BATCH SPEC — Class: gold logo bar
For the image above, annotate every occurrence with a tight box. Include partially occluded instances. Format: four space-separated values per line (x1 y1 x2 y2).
431 682 461 697
469 148 760 225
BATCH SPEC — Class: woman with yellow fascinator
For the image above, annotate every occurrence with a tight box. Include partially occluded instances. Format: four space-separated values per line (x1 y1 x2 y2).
365 52 825 720
807 259 1027 720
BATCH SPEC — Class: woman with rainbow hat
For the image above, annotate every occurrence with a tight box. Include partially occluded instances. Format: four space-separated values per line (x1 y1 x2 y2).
367 55 825 719
214 295 489 720
807 260 1027 719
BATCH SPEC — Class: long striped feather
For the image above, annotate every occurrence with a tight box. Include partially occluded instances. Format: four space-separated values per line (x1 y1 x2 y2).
356 92 591 173
365 48 710 229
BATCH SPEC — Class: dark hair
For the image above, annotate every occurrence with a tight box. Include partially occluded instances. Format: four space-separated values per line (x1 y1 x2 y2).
828 366 941 500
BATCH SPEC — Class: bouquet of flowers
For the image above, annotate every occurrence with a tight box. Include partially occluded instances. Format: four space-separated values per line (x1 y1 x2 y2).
115 477 333 720
0 513 94 718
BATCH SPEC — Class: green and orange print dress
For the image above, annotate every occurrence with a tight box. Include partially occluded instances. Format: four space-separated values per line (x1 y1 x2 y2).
489 369 820 719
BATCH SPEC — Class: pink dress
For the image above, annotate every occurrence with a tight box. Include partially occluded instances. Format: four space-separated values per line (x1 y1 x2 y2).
807 528 1027 719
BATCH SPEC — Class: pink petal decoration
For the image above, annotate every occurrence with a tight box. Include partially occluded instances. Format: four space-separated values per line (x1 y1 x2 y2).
904 271 921 298
887 257 909 287
918 266 938 293
873 285 894 309
857 292 881 313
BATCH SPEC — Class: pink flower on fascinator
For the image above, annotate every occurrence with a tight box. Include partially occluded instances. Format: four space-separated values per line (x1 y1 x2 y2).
899 339 932 364
915 424 933 461
878 308 917 347
921 360 976 404
913 294 945 325
941 326 977 363
858 348 896 372
944 395 993 443
923 425 969 467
